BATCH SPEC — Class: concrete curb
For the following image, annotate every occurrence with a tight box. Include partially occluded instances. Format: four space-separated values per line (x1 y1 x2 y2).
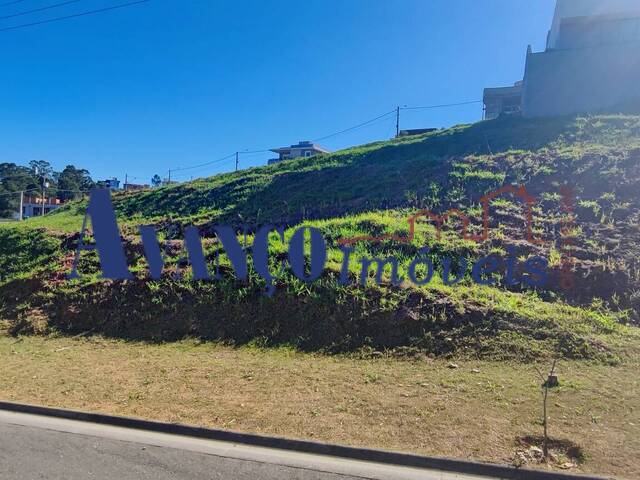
0 401 610 480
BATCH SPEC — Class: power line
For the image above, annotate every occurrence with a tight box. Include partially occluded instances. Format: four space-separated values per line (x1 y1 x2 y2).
1 185 103 196
169 149 274 180
0 0 29 7
0 0 150 33
169 167 223 180
393 100 482 136
169 153 236 174
166 100 479 179
172 164 234 179
0 0 84 20
0 187 92 196
0 188 40 197
241 149 270 154
53 187 92 193
401 100 482 110
312 109 397 142
15 100 478 184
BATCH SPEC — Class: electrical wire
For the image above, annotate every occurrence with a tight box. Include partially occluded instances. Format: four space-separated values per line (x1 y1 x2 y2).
312 109 397 142
169 153 236 173
165 102 471 177
0 0 29 7
0 186 101 196
169 150 272 177
1 100 482 184
52 188 91 193
0 188 40 196
0 0 84 21
0 0 150 33
175 161 243 178
401 100 482 110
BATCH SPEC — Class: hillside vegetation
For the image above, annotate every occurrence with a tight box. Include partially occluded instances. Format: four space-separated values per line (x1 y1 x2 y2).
2 114 640 362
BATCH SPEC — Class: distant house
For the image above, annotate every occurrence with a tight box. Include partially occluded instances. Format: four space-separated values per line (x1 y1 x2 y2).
100 178 121 190
21 196 64 218
123 182 149 192
483 0 640 119
268 141 330 164
397 128 438 138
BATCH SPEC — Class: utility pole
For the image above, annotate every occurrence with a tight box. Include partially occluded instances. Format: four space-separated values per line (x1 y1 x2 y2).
18 190 23 221
41 173 48 217
395 106 400 138
235 151 239 172
124 173 128 191
167 170 171 184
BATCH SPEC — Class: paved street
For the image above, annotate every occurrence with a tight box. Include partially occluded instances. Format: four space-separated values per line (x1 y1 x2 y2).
0 410 489 480
1 422 366 480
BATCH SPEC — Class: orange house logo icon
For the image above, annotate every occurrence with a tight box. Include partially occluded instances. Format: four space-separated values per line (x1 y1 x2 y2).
339 184 544 247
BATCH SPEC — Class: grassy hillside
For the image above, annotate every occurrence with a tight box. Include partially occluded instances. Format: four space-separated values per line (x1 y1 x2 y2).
2 114 640 362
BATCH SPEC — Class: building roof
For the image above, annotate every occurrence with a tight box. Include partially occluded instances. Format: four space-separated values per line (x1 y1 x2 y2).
270 141 330 154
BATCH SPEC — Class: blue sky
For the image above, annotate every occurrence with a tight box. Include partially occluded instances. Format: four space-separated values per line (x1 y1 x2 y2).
0 0 556 183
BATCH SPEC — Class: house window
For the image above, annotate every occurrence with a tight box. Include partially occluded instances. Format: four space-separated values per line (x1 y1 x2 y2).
304 151 313 158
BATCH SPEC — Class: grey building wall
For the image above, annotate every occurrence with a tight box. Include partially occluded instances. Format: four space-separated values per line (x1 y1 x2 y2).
521 41 640 118
554 15 640 50
547 0 640 49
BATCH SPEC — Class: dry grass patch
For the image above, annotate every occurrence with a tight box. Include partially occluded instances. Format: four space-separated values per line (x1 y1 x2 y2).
0 334 638 479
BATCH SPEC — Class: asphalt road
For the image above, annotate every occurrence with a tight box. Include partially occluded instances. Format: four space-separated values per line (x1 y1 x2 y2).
0 410 489 480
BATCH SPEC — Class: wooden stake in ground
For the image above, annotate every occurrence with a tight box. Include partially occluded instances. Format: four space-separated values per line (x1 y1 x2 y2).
535 359 559 460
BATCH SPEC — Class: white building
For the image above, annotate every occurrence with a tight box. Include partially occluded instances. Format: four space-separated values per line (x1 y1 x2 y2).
20 196 64 219
268 141 330 164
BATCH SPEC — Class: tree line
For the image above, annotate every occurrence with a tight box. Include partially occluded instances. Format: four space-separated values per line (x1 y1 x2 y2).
0 160 96 218
0 160 166 218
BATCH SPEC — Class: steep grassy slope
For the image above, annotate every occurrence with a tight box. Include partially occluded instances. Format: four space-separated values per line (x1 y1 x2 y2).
37 114 640 229
2 114 640 361
112 114 640 224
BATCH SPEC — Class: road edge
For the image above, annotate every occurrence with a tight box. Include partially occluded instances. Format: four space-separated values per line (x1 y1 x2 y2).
0 400 611 480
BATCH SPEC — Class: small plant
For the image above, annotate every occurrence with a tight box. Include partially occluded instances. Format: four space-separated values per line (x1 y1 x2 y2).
404 189 418 206
577 199 601 219
548 247 562 267
423 182 441 209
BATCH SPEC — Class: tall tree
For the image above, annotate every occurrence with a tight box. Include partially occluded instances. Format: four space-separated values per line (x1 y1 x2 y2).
151 174 162 187
57 165 95 201
0 161 96 218
28 160 53 178
0 163 38 218
27 160 57 201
